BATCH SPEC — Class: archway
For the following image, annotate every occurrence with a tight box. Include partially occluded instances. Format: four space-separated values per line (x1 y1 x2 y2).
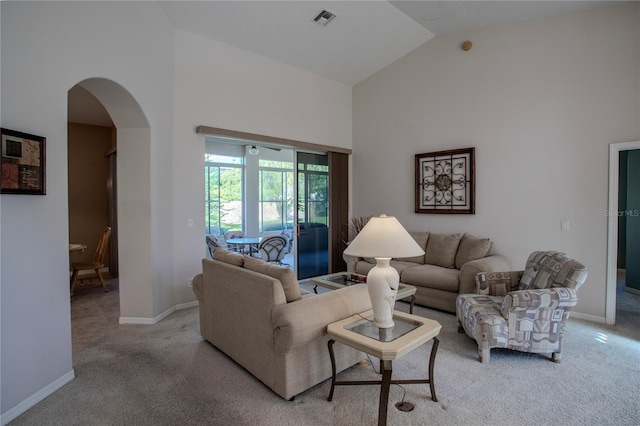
67 78 154 324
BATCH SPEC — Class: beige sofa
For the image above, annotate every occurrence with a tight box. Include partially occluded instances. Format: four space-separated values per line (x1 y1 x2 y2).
344 232 510 313
192 248 372 400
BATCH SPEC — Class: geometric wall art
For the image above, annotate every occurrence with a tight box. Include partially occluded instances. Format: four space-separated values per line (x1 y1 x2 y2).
415 147 474 214
1 128 46 195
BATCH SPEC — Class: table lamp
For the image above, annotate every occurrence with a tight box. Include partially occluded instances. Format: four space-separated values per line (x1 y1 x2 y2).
343 215 424 328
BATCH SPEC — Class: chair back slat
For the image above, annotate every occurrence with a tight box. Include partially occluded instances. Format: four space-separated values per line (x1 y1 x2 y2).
93 227 112 265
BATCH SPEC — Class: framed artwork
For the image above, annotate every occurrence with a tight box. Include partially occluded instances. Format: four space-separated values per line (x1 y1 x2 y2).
1 128 46 195
415 147 475 214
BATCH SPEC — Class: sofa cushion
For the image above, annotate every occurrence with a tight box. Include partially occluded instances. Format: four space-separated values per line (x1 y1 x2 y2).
424 233 462 269
455 233 492 269
389 260 420 275
213 247 245 267
355 261 375 275
243 256 302 302
396 232 429 264
401 264 459 292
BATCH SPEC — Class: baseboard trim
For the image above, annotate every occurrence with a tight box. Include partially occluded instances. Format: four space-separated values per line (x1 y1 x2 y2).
176 301 199 310
1 369 75 426
119 301 198 325
624 286 640 295
571 311 606 323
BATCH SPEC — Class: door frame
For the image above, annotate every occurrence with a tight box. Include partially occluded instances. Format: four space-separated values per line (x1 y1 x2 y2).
606 140 640 325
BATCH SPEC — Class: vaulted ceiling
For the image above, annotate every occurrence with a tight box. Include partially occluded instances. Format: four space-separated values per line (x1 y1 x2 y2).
69 1 626 126
159 1 624 86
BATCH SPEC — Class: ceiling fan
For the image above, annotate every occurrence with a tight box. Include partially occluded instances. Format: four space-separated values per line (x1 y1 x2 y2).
248 144 281 155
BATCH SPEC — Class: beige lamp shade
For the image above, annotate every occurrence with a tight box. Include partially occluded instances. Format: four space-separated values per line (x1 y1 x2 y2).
343 215 424 259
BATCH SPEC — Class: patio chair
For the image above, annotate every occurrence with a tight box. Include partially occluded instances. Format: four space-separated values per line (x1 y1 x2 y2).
256 235 288 264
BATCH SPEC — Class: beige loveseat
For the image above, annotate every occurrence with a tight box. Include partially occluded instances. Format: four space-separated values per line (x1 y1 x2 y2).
192 248 372 400
344 232 510 313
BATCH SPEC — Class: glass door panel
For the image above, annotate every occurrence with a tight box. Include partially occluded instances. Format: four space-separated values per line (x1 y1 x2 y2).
296 152 329 279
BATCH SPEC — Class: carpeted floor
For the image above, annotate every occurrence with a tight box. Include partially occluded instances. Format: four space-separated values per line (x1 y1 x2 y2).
10 287 640 426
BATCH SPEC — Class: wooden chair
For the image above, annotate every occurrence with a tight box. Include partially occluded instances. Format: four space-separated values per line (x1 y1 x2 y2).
70 226 112 296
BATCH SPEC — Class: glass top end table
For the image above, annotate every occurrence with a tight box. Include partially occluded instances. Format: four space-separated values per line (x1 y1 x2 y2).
326 310 442 426
345 313 422 343
311 272 417 314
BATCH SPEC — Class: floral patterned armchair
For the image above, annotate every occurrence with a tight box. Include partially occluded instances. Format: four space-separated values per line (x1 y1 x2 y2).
456 251 587 363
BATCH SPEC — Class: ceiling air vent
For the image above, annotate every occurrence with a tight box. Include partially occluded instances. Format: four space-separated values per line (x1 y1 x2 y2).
313 10 336 26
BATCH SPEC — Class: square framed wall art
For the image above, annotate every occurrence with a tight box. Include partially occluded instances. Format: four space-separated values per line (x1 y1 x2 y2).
415 147 475 214
1 128 46 195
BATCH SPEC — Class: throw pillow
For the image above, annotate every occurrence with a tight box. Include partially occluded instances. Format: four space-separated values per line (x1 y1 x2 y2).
396 232 429 264
213 247 244 267
423 233 462 269
477 272 512 296
243 256 302 303
454 233 491 269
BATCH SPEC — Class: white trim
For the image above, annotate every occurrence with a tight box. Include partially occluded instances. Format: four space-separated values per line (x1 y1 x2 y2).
119 306 174 324
606 141 640 325
624 286 640 296
176 301 199 310
1 369 75 426
118 301 199 324
571 311 605 324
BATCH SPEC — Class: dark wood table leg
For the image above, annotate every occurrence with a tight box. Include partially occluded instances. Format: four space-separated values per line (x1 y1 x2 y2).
428 337 439 402
378 360 392 426
409 295 415 314
327 339 337 401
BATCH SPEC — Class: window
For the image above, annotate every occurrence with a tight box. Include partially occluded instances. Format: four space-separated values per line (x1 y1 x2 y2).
297 160 329 225
259 159 294 232
205 153 243 235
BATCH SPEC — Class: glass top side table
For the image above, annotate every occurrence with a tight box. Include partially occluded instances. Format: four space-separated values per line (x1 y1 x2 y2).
327 310 442 426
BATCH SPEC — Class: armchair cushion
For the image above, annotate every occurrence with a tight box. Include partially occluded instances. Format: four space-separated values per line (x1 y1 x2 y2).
501 287 579 319
519 251 587 291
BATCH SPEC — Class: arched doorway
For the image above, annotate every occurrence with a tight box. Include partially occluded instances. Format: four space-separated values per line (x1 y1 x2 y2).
67 78 153 332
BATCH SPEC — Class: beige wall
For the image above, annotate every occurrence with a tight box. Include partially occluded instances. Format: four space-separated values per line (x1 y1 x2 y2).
68 122 113 267
353 3 640 320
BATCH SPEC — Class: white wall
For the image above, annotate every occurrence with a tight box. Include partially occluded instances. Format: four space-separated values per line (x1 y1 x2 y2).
0 1 175 420
170 29 352 305
1 2 353 420
353 3 640 320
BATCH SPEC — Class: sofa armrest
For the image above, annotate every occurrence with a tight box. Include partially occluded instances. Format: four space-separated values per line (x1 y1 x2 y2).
501 287 579 319
272 284 371 354
343 253 360 273
476 270 523 296
192 273 204 301
459 255 511 295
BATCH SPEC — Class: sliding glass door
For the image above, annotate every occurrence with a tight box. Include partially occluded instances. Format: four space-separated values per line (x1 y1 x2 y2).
296 152 329 279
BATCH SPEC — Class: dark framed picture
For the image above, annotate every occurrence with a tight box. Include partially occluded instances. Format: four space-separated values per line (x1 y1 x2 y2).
415 147 475 214
1 128 46 195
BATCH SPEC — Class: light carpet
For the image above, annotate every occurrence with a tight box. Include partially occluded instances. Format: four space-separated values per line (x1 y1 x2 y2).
11 299 640 425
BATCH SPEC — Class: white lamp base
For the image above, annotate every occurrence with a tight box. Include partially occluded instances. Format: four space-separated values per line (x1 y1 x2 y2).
367 258 399 329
